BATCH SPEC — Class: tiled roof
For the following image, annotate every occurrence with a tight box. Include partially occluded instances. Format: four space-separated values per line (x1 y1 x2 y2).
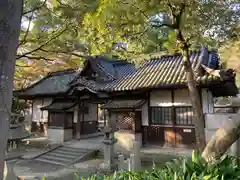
71 77 106 92
14 69 79 97
101 51 221 91
14 49 234 97
41 101 76 110
101 100 145 109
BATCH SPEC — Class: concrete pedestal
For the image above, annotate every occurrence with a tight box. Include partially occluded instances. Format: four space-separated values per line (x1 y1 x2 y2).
47 128 72 142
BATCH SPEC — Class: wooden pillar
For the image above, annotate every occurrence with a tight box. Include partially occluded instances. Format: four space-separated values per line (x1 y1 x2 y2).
133 111 141 133
104 109 107 126
76 103 81 140
81 107 84 135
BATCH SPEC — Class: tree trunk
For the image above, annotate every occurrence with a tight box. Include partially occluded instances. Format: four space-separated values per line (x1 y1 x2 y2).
202 115 240 162
0 0 23 179
181 45 206 151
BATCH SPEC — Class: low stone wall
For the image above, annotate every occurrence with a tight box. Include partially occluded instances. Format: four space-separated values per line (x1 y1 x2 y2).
47 128 72 142
114 130 142 152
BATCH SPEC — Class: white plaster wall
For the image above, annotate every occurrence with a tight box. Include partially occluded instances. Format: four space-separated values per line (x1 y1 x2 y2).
150 90 172 106
202 89 214 114
174 89 191 106
41 98 52 122
47 128 72 142
73 105 78 123
141 100 149 125
24 101 33 125
84 103 98 122
150 89 192 107
32 98 52 123
205 113 240 154
205 113 235 143
32 99 42 122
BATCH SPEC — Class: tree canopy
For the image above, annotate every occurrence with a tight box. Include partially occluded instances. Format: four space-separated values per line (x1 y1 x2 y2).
16 0 240 88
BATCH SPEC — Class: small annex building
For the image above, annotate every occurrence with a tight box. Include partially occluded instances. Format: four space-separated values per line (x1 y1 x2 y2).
14 56 136 142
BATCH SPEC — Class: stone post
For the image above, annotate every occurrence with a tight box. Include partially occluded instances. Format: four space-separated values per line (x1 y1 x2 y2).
129 154 136 171
118 154 125 171
133 141 141 171
102 126 117 172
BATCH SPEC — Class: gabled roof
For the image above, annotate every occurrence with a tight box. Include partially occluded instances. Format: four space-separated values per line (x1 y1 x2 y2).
70 56 136 83
14 69 79 98
70 56 137 92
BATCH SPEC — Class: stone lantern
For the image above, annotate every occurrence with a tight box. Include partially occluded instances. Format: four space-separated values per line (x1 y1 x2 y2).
102 125 117 172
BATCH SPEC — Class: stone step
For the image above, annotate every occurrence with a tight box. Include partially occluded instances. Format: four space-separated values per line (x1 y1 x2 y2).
36 155 72 165
53 149 87 156
41 154 76 162
35 146 94 166
58 146 90 154
36 157 67 166
47 151 81 159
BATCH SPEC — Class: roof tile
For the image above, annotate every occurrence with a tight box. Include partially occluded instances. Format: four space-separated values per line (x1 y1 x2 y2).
102 51 221 91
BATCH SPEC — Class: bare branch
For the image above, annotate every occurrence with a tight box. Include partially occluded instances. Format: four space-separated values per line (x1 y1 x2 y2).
18 11 34 48
39 48 87 58
15 64 30 67
23 0 47 15
17 54 56 61
16 24 69 59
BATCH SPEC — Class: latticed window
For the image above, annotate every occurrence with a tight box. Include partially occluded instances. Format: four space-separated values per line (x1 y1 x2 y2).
116 112 134 130
150 107 173 125
175 107 193 125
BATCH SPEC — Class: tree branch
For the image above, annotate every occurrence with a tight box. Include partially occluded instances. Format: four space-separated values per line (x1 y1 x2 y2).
39 48 87 58
15 64 30 67
120 1 149 20
17 54 56 61
16 24 69 60
18 11 34 48
22 0 47 16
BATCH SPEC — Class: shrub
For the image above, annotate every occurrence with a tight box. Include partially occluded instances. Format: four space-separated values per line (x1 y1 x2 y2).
43 151 240 180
